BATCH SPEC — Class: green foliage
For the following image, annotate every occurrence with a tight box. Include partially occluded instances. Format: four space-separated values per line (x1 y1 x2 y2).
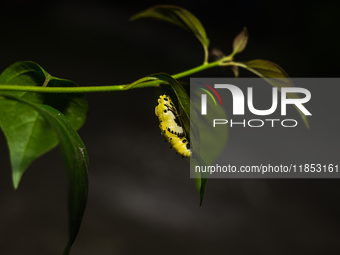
150 73 191 137
231 60 309 128
232 27 248 57
0 4 306 254
131 5 210 63
1 95 88 255
0 61 88 188
190 88 228 206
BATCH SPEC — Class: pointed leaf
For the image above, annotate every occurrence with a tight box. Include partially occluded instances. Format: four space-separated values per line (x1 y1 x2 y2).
243 59 289 79
190 86 228 206
211 47 226 60
231 65 239 78
131 5 209 61
1 95 88 255
235 59 309 128
0 61 88 188
199 167 209 206
232 27 248 56
147 73 191 137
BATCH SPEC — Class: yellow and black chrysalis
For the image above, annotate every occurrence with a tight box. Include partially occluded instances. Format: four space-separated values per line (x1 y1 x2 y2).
155 94 191 158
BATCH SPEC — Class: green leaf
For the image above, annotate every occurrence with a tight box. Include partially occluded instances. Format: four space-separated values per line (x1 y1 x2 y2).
242 59 289 79
231 65 239 78
0 61 88 188
211 47 226 60
234 59 309 128
125 76 158 90
131 5 210 63
199 169 209 206
190 86 228 206
1 95 88 255
148 73 191 138
232 27 248 56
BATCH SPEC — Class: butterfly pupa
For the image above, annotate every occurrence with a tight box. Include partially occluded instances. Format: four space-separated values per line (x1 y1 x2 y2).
155 94 191 158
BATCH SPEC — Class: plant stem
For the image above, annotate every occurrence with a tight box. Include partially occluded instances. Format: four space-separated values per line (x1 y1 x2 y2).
0 61 221 93
203 46 209 65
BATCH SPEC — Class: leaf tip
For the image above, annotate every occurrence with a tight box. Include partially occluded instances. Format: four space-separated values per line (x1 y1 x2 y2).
231 65 239 78
129 13 139 21
12 172 21 190
232 27 249 56
302 116 310 129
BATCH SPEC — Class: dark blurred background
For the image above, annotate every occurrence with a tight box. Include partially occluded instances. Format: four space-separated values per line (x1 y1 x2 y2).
0 0 340 254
